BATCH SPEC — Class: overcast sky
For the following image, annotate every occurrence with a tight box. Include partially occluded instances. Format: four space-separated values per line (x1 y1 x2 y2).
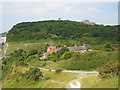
0 1 118 33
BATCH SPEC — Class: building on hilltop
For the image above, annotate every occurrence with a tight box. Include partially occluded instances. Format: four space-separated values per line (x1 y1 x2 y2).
81 20 96 25
41 44 93 59
58 18 61 20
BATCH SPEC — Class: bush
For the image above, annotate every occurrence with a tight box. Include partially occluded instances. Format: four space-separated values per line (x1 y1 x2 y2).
24 67 43 81
28 50 38 56
49 69 51 71
16 61 28 67
60 51 118 70
97 60 119 78
57 47 69 58
60 51 75 60
55 69 62 73
104 43 114 51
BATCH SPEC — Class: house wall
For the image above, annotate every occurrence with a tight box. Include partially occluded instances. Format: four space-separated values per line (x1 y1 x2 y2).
47 46 57 54
88 49 92 51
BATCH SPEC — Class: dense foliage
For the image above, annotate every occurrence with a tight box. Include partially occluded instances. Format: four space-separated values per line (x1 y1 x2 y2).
47 50 118 70
7 20 118 45
47 47 69 62
24 67 43 81
97 60 119 78
2 49 43 81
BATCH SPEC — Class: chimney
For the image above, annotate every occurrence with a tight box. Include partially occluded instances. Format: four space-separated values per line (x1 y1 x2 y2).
47 46 50 53
64 45 67 47
74 44 77 47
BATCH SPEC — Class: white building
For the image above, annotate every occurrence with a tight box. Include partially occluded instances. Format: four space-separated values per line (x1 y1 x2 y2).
81 20 96 25
0 37 6 43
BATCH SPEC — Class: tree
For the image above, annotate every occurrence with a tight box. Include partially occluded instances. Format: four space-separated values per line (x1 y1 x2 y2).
104 42 114 51
25 67 43 81
45 44 50 52
28 49 38 56
47 52 59 62
60 51 74 60
57 47 69 58
97 60 119 78
38 50 42 57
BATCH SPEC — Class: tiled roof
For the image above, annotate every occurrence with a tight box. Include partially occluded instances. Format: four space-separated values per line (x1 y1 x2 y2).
56 46 92 51
56 48 62 50
43 52 49 55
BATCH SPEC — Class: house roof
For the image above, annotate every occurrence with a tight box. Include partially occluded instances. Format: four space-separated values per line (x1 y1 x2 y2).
43 45 92 58
43 52 49 55
56 48 62 50
56 46 92 51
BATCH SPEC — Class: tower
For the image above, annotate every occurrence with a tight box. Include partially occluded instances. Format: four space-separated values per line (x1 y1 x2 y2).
58 18 61 20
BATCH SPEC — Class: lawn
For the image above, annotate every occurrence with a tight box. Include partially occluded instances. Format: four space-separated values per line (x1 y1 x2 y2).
80 74 118 88
5 42 48 55
5 39 102 56
3 66 80 88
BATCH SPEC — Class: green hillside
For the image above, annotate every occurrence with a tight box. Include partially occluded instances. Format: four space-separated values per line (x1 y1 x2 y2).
7 20 118 45
3 20 119 88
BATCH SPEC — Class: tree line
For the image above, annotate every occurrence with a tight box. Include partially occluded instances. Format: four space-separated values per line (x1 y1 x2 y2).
7 20 118 45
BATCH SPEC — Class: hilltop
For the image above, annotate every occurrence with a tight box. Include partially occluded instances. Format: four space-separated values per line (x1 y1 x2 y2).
7 20 118 45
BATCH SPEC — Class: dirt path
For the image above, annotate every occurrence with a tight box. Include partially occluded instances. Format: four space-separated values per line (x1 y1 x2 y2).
40 67 91 89
69 80 81 88
67 74 87 89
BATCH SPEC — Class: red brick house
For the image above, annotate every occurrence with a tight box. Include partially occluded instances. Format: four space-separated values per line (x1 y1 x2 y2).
41 44 92 59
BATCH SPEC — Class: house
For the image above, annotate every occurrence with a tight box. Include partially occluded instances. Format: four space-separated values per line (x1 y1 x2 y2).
81 20 96 25
41 44 92 59
0 36 6 43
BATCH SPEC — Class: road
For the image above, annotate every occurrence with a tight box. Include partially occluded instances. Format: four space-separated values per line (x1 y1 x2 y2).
39 68 99 74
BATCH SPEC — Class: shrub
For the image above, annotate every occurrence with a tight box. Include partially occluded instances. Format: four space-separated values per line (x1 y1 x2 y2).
97 60 119 78
28 50 38 56
60 51 118 70
16 61 28 67
55 69 62 73
104 43 114 51
57 47 69 58
60 51 75 60
24 67 43 81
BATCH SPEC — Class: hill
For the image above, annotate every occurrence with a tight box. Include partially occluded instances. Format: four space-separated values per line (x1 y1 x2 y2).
3 20 119 88
6 20 118 45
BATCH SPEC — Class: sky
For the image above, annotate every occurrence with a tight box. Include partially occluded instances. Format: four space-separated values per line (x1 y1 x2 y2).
0 0 119 33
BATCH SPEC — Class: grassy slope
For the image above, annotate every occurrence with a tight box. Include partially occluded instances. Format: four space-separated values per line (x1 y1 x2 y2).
5 40 105 56
4 42 118 88
80 74 118 88
3 66 80 88
5 42 51 55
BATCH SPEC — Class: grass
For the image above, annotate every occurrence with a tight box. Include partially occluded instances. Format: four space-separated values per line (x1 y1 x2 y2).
5 43 46 55
6 38 103 56
80 74 118 88
5 40 63 55
4 41 118 88
2 65 80 88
